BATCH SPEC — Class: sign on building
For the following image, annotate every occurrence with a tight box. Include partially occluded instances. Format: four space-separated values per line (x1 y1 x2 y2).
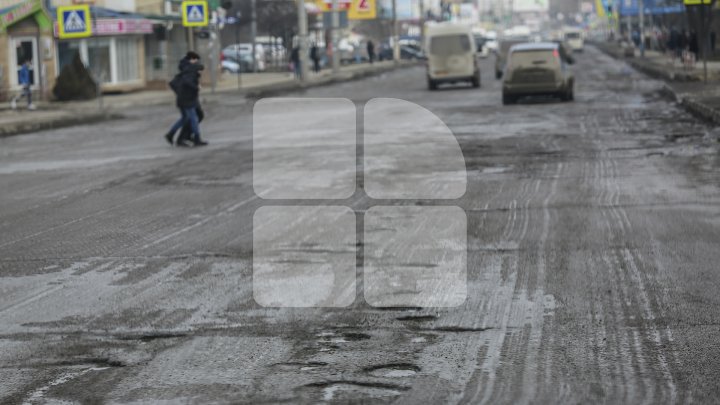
182 0 208 27
57 5 92 39
316 0 376 19
348 0 376 19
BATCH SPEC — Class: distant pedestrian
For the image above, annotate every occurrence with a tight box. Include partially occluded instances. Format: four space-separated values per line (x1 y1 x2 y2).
678 30 688 59
689 30 699 64
165 51 208 147
291 46 301 79
667 27 680 61
711 31 716 53
10 59 36 110
310 43 321 73
367 40 375 64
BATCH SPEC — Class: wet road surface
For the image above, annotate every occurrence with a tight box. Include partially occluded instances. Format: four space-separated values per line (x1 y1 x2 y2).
2 46 720 404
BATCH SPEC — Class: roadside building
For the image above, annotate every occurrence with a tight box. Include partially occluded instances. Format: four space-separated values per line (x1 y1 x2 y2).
0 0 191 101
0 0 57 101
52 5 155 92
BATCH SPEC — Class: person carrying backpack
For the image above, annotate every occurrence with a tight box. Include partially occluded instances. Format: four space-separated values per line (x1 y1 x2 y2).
164 51 208 147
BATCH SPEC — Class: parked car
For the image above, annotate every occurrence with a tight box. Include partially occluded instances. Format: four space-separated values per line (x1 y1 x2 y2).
377 44 426 61
425 23 480 90
221 53 253 73
501 42 574 105
222 44 265 71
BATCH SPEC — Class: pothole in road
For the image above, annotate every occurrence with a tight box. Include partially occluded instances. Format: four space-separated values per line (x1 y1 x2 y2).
421 326 493 333
316 331 372 344
396 315 437 322
364 363 421 378
304 381 408 402
274 361 328 371
115 332 189 342
374 306 423 312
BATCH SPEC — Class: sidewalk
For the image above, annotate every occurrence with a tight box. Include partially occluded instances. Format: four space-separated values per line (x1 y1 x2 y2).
0 61 407 137
593 40 720 126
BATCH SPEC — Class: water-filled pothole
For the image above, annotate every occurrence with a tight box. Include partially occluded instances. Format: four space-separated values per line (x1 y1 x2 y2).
364 363 421 378
305 380 407 401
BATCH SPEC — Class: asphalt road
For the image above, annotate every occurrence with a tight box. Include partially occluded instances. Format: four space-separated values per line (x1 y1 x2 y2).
2 46 720 404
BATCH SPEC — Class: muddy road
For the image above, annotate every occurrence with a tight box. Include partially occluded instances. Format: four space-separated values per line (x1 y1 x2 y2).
2 46 720 404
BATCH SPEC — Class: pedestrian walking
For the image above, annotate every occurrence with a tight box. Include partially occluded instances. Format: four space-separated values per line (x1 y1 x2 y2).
175 105 204 147
667 27 680 62
10 59 36 110
310 43 321 73
367 40 375 64
689 30 699 65
290 46 301 79
164 51 208 147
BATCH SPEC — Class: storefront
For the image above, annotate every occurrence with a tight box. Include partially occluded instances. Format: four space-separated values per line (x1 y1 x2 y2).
0 0 57 101
54 10 154 92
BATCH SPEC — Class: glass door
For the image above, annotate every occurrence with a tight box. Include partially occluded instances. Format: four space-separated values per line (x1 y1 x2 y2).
11 36 38 88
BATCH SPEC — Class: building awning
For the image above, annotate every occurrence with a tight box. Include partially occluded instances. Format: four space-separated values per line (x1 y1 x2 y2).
0 0 52 33
53 17 156 37
50 6 160 38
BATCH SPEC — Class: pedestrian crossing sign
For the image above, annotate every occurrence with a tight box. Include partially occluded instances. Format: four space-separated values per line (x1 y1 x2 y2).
57 5 92 39
182 1 208 27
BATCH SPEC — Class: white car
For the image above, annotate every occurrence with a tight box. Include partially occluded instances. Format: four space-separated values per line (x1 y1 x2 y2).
484 31 498 52
222 44 266 71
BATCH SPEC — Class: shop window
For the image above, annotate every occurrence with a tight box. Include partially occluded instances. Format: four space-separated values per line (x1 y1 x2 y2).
57 41 83 72
115 38 139 82
87 38 112 83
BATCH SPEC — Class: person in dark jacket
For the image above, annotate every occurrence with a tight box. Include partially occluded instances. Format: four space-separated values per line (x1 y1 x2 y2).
175 55 205 146
310 43 321 73
164 51 207 146
689 30 699 64
367 40 375 64
290 46 301 79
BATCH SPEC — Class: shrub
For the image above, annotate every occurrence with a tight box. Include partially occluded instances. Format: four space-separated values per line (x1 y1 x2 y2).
53 52 98 101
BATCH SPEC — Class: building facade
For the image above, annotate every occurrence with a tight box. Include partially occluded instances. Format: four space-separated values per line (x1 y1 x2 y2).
0 0 188 101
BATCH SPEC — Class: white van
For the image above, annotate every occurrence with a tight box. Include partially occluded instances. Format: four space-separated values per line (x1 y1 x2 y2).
562 27 584 52
425 23 480 90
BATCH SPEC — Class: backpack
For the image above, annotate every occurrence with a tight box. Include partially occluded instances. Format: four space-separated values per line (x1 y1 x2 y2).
168 73 183 95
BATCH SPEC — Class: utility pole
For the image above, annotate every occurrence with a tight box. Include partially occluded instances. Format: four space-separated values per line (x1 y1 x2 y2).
418 0 424 44
638 0 644 57
392 0 399 62
236 11 242 90
251 0 257 73
701 3 710 82
297 0 309 81
332 0 340 74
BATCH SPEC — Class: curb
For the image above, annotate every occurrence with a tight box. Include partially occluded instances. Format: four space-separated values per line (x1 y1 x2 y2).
671 87 720 125
0 62 412 138
591 41 698 82
243 62 408 98
593 42 719 127
0 111 124 138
